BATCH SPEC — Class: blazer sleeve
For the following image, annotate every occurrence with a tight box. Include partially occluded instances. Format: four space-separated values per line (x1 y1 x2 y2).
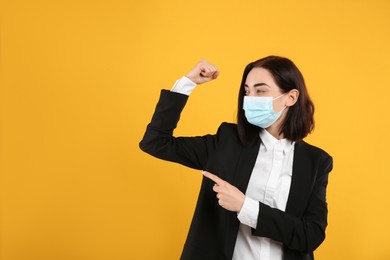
139 89 218 170
252 154 333 253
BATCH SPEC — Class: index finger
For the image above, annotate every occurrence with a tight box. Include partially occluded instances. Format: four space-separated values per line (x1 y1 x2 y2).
202 171 225 185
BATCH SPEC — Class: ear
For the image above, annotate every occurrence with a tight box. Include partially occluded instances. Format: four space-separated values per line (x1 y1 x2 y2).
286 89 299 107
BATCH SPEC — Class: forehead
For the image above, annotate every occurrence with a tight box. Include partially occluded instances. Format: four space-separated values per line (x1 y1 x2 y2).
245 67 276 86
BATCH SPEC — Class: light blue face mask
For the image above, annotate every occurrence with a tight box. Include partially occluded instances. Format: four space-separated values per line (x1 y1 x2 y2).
243 94 287 128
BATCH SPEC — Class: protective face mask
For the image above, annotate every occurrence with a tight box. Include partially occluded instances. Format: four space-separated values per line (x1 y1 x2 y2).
243 94 287 128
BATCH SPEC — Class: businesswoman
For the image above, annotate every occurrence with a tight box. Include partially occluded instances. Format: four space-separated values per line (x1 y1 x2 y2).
139 56 333 260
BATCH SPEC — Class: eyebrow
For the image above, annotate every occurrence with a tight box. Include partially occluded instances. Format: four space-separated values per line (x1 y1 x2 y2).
244 83 271 88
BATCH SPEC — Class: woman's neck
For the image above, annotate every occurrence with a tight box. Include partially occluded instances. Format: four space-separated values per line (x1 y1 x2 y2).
265 125 284 140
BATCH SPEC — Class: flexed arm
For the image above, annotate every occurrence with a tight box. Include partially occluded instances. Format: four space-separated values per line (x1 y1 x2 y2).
139 60 221 170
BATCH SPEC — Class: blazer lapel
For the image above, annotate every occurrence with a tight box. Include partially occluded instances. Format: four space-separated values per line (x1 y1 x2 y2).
285 141 314 216
224 136 261 259
233 136 261 193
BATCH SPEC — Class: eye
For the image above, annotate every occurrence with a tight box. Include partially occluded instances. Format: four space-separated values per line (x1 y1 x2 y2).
256 89 266 94
244 89 250 95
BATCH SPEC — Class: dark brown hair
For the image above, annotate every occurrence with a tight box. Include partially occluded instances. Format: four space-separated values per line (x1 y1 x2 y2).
237 56 315 144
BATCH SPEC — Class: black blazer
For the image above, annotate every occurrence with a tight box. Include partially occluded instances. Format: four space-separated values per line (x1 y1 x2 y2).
140 90 333 260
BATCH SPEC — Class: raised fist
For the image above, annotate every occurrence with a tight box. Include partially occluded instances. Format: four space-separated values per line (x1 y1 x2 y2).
185 59 220 84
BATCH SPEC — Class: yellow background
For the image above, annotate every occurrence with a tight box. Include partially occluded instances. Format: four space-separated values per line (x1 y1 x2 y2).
1 0 389 259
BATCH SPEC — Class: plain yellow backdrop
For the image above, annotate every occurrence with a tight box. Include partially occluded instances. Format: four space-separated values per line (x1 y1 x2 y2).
1 0 390 259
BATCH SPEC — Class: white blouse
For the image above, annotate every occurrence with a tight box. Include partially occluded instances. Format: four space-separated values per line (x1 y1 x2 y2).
233 129 294 260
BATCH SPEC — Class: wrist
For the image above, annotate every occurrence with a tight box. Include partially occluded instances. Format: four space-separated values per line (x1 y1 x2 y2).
237 195 245 213
185 74 197 84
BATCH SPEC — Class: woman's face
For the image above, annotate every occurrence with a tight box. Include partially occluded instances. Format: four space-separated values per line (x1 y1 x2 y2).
244 67 286 112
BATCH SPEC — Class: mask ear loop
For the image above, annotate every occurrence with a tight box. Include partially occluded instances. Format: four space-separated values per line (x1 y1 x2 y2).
272 93 288 113
278 105 288 113
272 93 286 101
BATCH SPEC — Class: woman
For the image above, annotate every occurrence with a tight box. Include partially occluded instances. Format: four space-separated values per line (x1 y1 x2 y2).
139 56 333 260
